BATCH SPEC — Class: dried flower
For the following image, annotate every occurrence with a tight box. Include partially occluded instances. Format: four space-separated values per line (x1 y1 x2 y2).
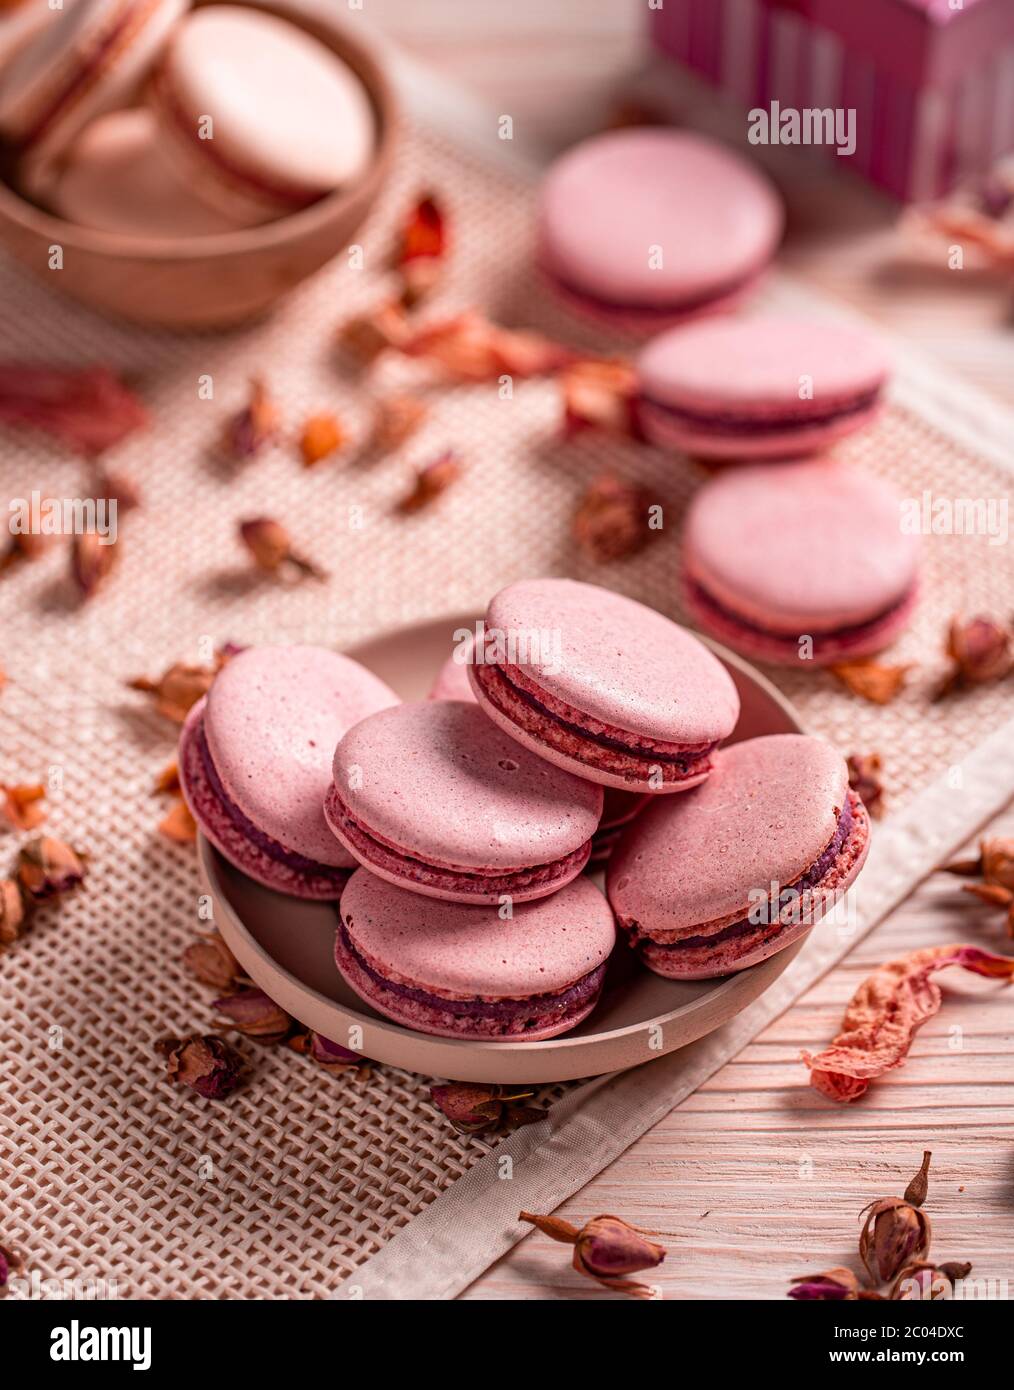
0 363 147 454
238 517 327 580
371 394 428 453
397 451 462 513
935 615 1012 698
520 1211 665 1299
889 1260 971 1300
88 466 141 512
183 932 243 990
831 659 913 705
401 311 572 382
157 1034 243 1099
154 760 180 794
905 1149 932 1207
288 1031 366 1073
803 944 1014 1101
788 1266 861 1300
859 1198 932 1285
16 836 85 900
219 378 279 460
0 879 28 945
299 411 345 466
339 302 410 364
573 475 657 563
847 753 885 819
392 193 447 305
561 358 638 438
127 649 235 724
430 1083 542 1135
70 532 117 598
943 837 1014 891
0 527 50 572
212 987 291 1042
1 782 46 831
158 798 196 844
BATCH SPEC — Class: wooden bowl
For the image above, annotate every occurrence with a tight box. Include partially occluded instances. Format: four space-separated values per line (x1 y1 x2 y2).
201 612 808 1084
0 0 396 328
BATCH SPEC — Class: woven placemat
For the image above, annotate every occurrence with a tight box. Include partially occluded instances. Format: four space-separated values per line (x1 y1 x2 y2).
2 85 1013 1298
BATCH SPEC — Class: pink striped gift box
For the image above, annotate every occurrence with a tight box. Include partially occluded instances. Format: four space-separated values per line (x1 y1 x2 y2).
650 0 1014 200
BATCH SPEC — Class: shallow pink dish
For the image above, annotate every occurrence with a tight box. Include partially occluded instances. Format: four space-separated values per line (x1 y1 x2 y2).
200 612 806 1082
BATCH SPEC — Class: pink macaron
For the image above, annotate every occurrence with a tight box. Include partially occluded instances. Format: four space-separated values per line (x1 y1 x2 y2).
589 788 650 866
336 868 616 1041
147 4 375 226
324 700 603 904
52 107 244 236
468 578 740 793
538 129 783 333
607 734 871 980
179 645 398 900
681 460 919 665
637 316 890 460
0 0 186 190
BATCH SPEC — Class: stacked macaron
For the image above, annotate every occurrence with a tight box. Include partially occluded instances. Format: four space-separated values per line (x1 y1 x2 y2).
0 0 377 235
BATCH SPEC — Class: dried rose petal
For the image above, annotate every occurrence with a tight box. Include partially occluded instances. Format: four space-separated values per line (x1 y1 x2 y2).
392 193 447 305
847 753 885 819
803 944 1014 1101
157 1034 243 1099
0 363 147 455
16 836 85 900
430 1083 539 1135
339 302 410 364
520 1211 664 1299
573 475 656 563
788 1266 861 1301
212 987 291 1041
831 660 913 705
288 1031 365 1073
183 932 242 989
1 782 46 831
158 798 196 844
70 532 117 598
561 359 638 438
219 378 279 460
936 615 1012 698
0 879 28 945
397 451 461 514
371 394 428 453
401 311 572 382
299 411 345 466
238 517 326 580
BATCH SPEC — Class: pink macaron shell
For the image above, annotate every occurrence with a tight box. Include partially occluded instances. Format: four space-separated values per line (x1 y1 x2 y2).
179 700 349 900
427 633 477 703
53 107 245 237
540 264 759 338
539 129 783 322
638 396 884 461
148 5 375 226
682 460 919 637
0 0 187 179
327 701 602 900
336 869 616 1040
203 644 399 870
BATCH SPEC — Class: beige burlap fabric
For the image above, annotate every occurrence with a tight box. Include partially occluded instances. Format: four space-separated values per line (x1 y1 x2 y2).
1 100 1012 1298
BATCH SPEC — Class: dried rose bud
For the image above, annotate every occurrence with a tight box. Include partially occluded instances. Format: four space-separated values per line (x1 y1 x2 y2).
157 1034 243 1099
788 1266 861 1300
904 1150 932 1207
89 467 141 512
183 932 242 989
859 1197 931 1284
158 797 196 844
573 474 656 563
0 879 28 946
831 660 913 705
936 615 1012 698
944 837 1014 892
288 1030 365 1073
128 661 216 724
1 782 46 831
430 1083 541 1136
70 532 117 598
238 517 326 580
16 836 85 900
154 760 180 794
561 359 638 438
890 1260 972 1300
212 987 291 1042
392 194 447 306
219 378 279 460
847 753 885 819
299 411 345 466
371 394 428 453
397 451 461 514
0 528 50 571
339 303 409 364
520 1211 665 1299
0 1242 22 1289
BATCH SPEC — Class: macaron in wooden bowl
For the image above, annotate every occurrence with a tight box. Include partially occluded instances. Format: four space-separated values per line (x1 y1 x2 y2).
0 0 396 327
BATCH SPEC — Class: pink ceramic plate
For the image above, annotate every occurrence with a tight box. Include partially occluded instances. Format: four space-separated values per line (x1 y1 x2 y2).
200 612 806 1082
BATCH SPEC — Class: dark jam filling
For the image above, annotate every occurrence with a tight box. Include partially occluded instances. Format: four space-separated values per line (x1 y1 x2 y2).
641 386 881 435
648 797 853 953
686 579 914 642
338 921 606 1021
197 724 346 882
491 664 717 773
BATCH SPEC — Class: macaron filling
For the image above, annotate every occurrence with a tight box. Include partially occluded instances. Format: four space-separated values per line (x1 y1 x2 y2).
640 386 882 437
685 577 918 650
182 711 347 885
543 263 762 321
324 784 592 895
472 659 717 785
621 790 867 971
